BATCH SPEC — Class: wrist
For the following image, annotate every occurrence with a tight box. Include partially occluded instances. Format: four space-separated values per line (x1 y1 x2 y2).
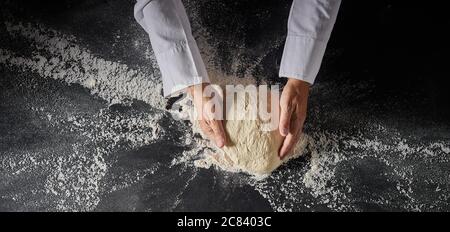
287 78 310 91
187 83 209 96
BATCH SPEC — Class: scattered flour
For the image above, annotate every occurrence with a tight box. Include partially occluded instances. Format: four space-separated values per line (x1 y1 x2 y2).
0 21 166 211
252 125 450 211
1 22 166 109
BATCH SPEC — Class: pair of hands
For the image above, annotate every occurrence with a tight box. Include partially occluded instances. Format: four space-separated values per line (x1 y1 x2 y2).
188 78 310 159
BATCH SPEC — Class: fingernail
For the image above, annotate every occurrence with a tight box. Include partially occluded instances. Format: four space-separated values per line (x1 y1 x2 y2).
282 128 289 136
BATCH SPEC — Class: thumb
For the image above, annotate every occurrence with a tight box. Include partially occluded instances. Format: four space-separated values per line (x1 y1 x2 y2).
209 120 226 148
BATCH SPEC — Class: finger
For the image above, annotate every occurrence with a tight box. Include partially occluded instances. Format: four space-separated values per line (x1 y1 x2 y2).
279 133 299 159
208 120 226 148
279 100 294 136
216 120 228 144
289 108 305 135
199 121 215 141
279 116 303 159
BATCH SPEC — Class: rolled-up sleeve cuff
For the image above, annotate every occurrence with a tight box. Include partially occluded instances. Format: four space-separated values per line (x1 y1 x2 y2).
157 39 210 98
279 35 327 84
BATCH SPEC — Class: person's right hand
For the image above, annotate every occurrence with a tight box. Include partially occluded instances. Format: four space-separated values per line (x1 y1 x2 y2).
188 83 227 148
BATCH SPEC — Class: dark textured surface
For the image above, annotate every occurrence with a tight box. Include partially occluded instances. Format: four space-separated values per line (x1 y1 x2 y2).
1 0 449 211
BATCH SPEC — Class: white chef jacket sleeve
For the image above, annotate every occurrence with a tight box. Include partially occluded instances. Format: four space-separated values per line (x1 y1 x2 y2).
134 0 209 97
279 0 341 84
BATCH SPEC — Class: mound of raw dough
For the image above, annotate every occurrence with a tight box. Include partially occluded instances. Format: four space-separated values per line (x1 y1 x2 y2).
189 87 307 176
220 89 306 175
223 117 284 175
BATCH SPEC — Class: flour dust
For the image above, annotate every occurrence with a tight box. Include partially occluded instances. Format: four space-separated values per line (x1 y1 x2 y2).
0 21 166 211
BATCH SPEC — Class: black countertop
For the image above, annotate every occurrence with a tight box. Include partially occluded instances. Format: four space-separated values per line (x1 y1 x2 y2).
0 0 449 211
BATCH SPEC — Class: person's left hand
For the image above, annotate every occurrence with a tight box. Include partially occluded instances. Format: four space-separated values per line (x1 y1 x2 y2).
278 78 310 159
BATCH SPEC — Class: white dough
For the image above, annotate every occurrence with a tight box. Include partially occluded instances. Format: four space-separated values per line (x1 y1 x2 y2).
190 87 308 176
219 89 307 175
